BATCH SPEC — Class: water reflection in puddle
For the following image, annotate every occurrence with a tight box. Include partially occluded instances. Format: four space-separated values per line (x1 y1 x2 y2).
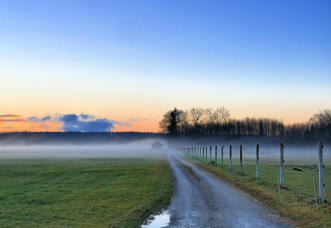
141 210 170 228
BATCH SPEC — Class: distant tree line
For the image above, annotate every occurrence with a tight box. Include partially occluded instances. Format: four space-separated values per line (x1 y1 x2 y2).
159 107 331 140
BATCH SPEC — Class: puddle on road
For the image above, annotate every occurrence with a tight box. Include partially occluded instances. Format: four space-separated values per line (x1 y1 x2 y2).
141 210 170 228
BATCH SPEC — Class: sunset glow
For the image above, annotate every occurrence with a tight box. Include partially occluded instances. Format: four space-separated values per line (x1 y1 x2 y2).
0 0 330 132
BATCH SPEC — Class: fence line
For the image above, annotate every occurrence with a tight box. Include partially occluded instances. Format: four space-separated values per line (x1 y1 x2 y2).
183 141 330 208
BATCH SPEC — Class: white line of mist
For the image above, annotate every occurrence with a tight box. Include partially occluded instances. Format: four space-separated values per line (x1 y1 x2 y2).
0 138 168 159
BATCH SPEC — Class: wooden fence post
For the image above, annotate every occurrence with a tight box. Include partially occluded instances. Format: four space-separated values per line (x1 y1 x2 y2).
203 147 205 159
318 141 324 202
240 145 243 176
256 144 260 180
210 146 212 160
215 145 218 163
221 146 224 168
229 145 232 170
280 142 285 186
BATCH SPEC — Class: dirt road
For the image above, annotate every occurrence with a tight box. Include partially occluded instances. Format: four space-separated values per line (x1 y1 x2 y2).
166 152 292 228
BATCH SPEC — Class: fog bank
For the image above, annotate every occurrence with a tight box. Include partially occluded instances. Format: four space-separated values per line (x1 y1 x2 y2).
0 138 168 159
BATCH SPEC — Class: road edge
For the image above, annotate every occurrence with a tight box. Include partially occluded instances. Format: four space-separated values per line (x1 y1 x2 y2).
183 156 326 228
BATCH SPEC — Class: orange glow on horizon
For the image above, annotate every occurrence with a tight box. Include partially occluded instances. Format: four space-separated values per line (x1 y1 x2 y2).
113 120 160 133
0 121 63 133
0 111 316 133
0 116 161 133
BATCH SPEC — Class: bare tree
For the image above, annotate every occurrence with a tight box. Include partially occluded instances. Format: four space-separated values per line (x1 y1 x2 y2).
310 110 331 139
310 110 331 126
160 107 330 139
189 108 205 126
204 108 217 135
178 110 189 135
214 106 230 124
205 108 218 124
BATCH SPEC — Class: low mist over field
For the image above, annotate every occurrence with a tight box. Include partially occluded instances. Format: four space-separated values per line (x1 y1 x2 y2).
174 136 331 163
0 137 168 159
0 132 329 163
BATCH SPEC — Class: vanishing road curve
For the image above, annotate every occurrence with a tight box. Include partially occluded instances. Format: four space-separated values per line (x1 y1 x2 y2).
166 151 292 228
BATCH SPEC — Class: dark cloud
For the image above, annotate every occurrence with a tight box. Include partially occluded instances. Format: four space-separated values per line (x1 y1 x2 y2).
80 114 94 120
58 114 118 132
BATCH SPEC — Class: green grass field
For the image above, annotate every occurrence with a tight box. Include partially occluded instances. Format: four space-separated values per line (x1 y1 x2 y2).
0 158 173 227
187 154 331 227
221 158 331 204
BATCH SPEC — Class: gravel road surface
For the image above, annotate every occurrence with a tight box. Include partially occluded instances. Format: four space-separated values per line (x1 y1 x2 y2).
166 151 292 228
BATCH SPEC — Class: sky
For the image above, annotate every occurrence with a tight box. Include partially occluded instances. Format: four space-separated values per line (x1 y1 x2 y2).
0 0 330 132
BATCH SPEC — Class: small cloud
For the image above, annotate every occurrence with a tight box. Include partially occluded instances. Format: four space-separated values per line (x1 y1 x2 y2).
0 114 24 122
28 117 40 122
28 116 52 122
41 116 51 121
0 114 21 118
0 118 25 122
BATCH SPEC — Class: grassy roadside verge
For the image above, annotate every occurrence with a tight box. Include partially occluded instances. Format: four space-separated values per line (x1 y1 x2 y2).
0 158 173 227
184 156 331 228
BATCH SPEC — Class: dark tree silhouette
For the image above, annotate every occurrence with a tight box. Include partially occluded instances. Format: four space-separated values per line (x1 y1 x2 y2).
160 107 331 140
159 108 184 136
310 110 331 139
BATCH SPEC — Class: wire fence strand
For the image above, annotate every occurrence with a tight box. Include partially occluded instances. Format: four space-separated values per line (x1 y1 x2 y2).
184 143 331 208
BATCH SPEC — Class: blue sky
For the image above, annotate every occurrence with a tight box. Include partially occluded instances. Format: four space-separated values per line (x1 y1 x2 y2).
0 0 330 131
